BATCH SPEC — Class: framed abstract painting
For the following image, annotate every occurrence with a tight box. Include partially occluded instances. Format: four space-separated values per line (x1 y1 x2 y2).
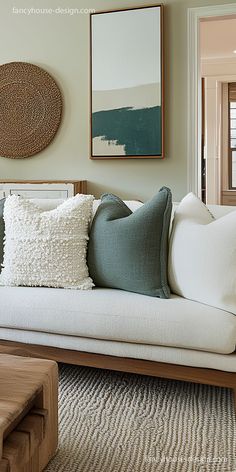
90 5 164 159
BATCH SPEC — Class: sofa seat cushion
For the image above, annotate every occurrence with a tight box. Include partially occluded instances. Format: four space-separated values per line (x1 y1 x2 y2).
1 329 236 373
0 287 235 354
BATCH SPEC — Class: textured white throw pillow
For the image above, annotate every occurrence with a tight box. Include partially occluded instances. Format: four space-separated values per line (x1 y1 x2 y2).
168 193 236 314
0 194 94 289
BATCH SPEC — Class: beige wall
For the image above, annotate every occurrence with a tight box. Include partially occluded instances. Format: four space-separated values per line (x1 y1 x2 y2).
0 0 232 201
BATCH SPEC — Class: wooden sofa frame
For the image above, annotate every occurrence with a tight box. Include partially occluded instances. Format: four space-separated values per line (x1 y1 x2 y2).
0 340 235 411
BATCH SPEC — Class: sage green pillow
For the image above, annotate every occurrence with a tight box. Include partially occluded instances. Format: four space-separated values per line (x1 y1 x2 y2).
0 198 5 273
88 187 172 298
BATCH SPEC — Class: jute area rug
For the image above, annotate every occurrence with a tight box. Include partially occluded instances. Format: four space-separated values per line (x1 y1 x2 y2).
45 363 236 472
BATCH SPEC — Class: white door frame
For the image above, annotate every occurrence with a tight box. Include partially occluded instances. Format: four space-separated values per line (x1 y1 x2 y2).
187 3 236 196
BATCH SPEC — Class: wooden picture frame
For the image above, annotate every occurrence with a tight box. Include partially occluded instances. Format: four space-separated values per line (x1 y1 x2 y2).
90 5 164 160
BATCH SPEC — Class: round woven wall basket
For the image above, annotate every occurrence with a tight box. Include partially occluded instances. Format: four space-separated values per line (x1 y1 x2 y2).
0 62 62 158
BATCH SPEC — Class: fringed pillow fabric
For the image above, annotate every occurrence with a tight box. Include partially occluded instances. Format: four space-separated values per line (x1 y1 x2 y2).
0 194 94 289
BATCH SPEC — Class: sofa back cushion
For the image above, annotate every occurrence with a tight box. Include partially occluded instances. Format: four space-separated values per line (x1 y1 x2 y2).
169 193 236 314
88 187 172 298
22 198 236 220
32 198 143 216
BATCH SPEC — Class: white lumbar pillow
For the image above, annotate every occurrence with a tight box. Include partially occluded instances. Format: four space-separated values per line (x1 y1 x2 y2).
168 192 236 314
0 194 94 290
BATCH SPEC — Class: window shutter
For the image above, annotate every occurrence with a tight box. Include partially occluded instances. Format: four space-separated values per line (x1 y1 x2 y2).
228 83 236 101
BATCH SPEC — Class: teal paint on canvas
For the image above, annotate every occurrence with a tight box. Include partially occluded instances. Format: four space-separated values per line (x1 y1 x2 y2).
92 106 162 156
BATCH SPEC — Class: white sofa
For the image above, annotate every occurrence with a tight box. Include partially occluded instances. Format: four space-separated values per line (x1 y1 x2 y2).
0 199 235 404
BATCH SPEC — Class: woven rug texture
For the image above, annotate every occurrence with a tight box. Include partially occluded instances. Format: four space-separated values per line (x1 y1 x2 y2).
45 363 236 472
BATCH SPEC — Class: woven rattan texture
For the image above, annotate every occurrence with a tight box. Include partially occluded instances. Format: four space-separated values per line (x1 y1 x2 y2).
0 62 62 158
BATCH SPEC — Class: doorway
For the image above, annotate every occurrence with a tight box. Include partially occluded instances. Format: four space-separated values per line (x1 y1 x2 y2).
187 4 236 205
200 17 236 205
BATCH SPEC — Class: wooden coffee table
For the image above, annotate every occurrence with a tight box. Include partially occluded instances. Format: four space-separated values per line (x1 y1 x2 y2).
0 354 58 472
